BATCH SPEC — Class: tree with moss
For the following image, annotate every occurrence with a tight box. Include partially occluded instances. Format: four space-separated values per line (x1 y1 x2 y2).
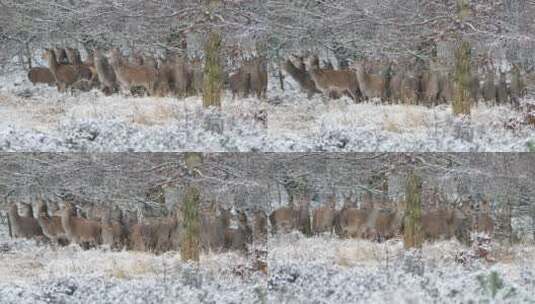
452 0 473 116
403 171 424 249
202 0 223 108
180 152 203 262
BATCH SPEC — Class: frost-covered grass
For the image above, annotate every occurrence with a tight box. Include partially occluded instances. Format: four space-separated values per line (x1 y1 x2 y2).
0 224 8 240
0 238 266 304
268 233 535 303
1 69 534 152
2 231 534 303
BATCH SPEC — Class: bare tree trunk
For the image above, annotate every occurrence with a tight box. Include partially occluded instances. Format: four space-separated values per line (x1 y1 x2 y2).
203 31 223 108
404 171 424 249
453 40 472 116
181 186 200 262
452 0 472 116
180 152 203 262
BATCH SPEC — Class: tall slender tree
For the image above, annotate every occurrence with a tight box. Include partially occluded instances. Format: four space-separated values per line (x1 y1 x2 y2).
452 0 473 116
180 152 203 262
202 0 223 108
404 171 424 249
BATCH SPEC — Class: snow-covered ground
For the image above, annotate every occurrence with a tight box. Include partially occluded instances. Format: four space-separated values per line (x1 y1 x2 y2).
0 238 266 304
268 233 535 303
1 68 533 152
0 223 8 240
1 231 534 303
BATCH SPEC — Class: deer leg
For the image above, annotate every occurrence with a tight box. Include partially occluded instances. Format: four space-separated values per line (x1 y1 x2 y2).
348 90 359 103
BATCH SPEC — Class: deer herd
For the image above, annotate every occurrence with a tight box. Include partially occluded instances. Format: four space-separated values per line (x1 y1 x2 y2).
283 54 528 106
7 199 268 255
269 194 494 242
6 193 495 254
27 47 268 99
26 47 528 106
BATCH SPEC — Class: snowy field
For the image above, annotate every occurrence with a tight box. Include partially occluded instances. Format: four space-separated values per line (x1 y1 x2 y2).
0 223 8 241
0 237 266 304
268 233 535 303
1 229 534 303
1 68 534 152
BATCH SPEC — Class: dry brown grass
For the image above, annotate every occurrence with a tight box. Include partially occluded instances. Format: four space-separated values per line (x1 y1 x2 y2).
335 240 404 267
382 107 428 133
130 101 180 126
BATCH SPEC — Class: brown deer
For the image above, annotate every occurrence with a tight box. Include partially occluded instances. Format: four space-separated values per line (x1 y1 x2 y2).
44 49 80 93
118 209 138 245
420 69 440 106
269 202 297 235
142 55 158 69
8 202 44 239
312 195 337 235
472 200 494 235
282 55 320 99
129 221 157 252
27 67 55 86
109 48 158 96
341 194 398 240
169 208 183 252
510 64 526 105
451 202 475 244
101 206 127 250
438 72 453 104
79 203 108 222
421 207 456 241
129 213 178 253
154 212 179 253
129 52 144 66
335 206 372 239
65 48 82 66
190 58 204 96
224 209 252 253
252 208 268 244
229 70 250 100
94 48 118 96
307 55 361 102
172 54 192 97
400 71 420 104
481 65 497 104
153 78 172 97
200 203 228 252
65 47 97 83
36 199 68 245
241 57 268 99
496 70 508 104
352 60 387 101
389 68 404 104
54 48 69 64
60 202 101 248
333 194 355 236
369 201 405 241
128 212 169 253
84 51 95 66
156 57 177 95
295 196 312 236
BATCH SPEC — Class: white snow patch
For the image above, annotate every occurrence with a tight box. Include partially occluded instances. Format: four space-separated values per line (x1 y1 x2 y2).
268 233 535 303
0 238 266 304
